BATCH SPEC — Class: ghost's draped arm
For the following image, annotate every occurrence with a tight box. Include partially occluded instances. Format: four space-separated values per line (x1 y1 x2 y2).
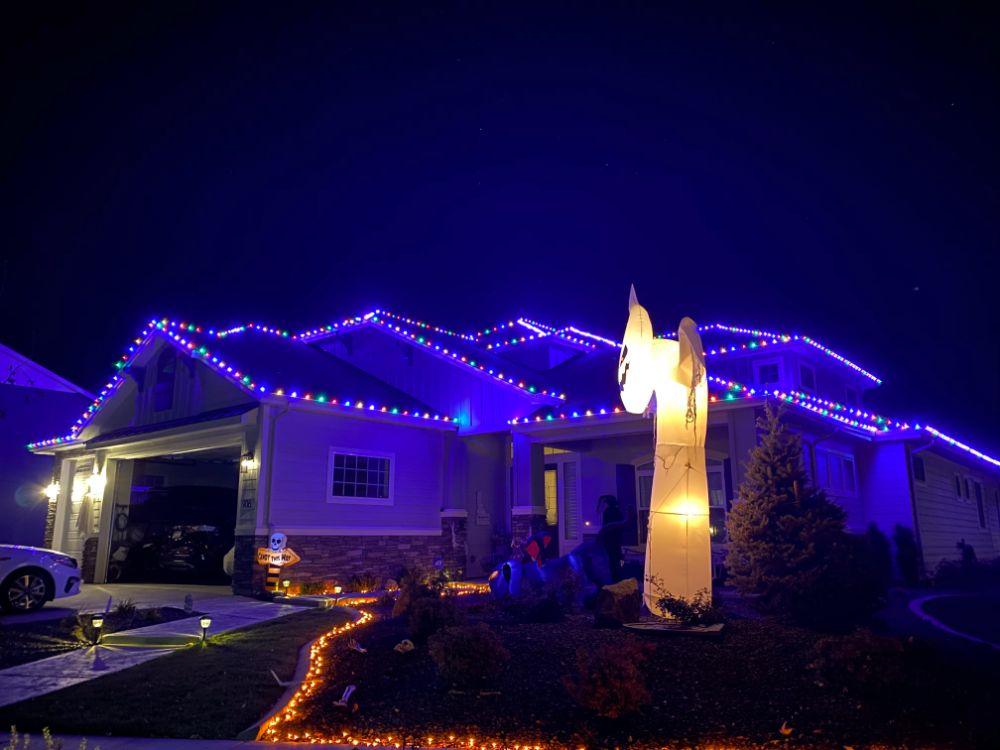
676 316 705 389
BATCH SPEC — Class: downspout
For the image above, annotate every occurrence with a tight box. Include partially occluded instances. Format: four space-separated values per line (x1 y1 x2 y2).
263 399 291 536
904 437 935 580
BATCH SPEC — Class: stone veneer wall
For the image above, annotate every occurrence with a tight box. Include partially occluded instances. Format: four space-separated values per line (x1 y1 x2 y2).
511 513 547 543
231 518 467 596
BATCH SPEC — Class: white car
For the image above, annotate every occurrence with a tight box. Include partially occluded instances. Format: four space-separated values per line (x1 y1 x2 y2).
0 544 82 612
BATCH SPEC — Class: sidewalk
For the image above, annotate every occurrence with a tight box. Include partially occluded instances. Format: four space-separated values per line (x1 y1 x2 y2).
0 594 303 708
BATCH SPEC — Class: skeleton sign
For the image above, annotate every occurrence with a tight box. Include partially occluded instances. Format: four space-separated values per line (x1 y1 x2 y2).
269 532 287 553
618 285 711 614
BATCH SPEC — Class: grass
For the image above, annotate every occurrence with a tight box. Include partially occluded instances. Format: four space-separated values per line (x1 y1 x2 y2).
0 608 352 740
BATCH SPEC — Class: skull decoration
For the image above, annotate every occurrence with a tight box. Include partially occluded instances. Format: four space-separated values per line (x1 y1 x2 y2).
269 532 287 552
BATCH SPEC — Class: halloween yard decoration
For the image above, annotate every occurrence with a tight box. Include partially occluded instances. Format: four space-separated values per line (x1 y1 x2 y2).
618 286 711 614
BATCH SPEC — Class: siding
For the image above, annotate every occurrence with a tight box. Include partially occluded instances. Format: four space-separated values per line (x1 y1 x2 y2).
267 409 446 533
912 449 1000 569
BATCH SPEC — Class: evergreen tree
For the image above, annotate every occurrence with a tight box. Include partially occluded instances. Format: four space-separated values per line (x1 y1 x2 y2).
725 402 848 618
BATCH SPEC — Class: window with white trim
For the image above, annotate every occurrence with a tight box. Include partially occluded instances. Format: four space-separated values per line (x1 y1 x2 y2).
815 447 857 494
974 481 985 528
911 455 925 483
954 474 962 498
328 449 394 504
844 386 859 408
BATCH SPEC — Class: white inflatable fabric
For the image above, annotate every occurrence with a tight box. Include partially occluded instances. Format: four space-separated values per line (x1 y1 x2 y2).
618 286 711 614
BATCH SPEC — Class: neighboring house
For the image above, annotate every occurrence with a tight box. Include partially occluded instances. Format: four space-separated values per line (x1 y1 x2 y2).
1 342 93 546
28 312 1000 593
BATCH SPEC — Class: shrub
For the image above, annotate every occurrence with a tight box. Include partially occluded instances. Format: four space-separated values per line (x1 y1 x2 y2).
893 525 922 585
809 629 915 695
654 587 724 626
502 571 578 623
562 638 653 718
114 597 138 619
409 595 460 640
298 581 329 596
428 623 510 688
347 571 381 593
932 556 1000 590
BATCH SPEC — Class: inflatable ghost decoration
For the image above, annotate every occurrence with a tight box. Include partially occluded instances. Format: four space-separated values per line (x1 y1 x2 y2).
618 285 711 614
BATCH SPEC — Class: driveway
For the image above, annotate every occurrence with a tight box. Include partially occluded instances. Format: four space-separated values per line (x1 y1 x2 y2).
0 582 234 626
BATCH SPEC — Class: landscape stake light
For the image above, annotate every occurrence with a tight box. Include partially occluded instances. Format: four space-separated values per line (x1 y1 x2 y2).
282 579 291 593
91 613 104 644
200 615 212 642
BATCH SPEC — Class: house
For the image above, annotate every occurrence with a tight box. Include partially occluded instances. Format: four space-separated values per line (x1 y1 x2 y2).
28 311 1000 594
1 342 93 546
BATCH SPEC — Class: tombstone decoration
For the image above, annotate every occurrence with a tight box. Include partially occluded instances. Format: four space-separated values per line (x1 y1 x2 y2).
618 285 711 614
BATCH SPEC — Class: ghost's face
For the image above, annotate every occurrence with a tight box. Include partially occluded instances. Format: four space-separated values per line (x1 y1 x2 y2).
619 297 656 414
269 533 287 552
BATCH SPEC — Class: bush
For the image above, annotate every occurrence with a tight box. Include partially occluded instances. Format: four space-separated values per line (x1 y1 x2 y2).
562 638 653 718
893 525 922 585
409 595 460 640
114 597 138 619
502 570 579 623
347 571 381 593
392 566 443 617
654 587 724 626
809 629 918 695
933 556 1000 590
428 623 510 688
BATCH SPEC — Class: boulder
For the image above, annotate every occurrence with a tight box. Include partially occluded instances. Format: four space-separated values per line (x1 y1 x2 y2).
594 577 641 627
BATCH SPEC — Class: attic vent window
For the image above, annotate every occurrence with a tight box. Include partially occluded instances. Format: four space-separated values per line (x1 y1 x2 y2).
152 349 176 412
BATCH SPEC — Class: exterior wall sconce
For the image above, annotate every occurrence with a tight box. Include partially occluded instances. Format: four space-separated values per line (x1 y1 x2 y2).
200 615 212 642
43 482 60 501
240 451 256 474
91 613 104 644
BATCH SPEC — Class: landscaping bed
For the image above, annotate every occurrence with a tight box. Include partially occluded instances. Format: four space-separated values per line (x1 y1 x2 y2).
0 608 352 739
274 595 1000 749
0 605 195 669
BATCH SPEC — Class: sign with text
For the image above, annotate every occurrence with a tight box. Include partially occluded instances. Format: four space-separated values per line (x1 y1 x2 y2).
256 547 301 567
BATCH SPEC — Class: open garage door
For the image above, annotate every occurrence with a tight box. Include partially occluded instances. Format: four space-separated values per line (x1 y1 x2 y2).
106 448 239 584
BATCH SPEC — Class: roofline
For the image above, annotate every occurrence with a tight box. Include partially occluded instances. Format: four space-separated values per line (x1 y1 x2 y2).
0 341 95 398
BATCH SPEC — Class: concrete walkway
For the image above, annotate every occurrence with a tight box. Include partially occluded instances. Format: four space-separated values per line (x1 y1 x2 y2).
0 593 303 708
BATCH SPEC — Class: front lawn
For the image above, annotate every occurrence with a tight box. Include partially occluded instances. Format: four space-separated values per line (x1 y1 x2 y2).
922 592 1000 645
0 608 351 740
271 595 1000 749
0 606 194 669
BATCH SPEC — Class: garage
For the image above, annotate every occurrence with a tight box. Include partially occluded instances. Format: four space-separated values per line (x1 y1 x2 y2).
105 447 240 585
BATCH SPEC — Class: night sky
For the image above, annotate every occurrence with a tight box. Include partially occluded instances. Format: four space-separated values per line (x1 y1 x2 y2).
2 4 997 451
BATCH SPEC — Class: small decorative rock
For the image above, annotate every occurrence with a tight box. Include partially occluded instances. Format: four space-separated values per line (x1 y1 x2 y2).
595 577 641 628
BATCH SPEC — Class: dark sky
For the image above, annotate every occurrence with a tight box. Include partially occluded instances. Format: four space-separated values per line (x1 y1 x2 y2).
2 3 998 452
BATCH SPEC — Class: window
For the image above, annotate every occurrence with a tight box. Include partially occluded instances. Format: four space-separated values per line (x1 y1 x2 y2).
996 491 1000 532
754 360 782 388
844 386 859 407
974 482 985 528
328 449 393 504
815 447 857 494
964 478 971 499
911 455 926 483
799 364 816 392
955 474 963 498
152 348 176 412
544 465 558 526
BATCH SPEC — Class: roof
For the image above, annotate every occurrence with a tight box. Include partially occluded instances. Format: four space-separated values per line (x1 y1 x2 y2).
0 342 94 397
26 310 1000 472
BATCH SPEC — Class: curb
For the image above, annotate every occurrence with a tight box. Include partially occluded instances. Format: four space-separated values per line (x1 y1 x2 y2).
908 594 1000 651
243 606 365 741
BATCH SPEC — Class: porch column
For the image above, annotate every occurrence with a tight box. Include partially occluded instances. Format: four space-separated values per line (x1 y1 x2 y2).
511 432 546 540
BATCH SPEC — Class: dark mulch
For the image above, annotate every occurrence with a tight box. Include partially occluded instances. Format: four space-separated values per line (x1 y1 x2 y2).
922 593 1000 645
0 607 196 669
278 597 1000 749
